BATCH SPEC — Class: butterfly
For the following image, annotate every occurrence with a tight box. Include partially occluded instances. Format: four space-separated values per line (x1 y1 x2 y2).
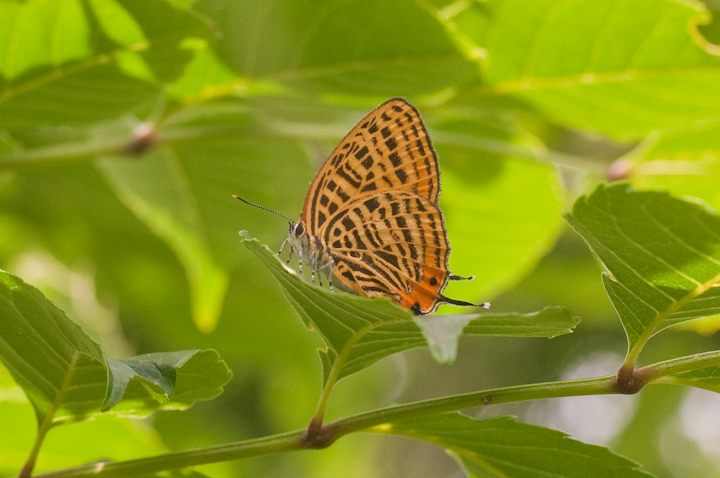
236 98 489 315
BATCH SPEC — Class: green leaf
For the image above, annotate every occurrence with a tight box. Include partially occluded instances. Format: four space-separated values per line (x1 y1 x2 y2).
566 183 720 362
240 233 578 381
98 155 230 333
628 123 720 211
167 40 239 102
381 413 655 478
436 136 565 303
195 0 478 95
96 125 315 330
0 270 105 423
0 388 167 475
0 270 232 423
671 363 720 394
0 0 212 130
445 0 720 139
0 405 167 475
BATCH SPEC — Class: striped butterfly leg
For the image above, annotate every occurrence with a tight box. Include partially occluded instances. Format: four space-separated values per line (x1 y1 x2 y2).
278 238 291 262
310 252 318 283
309 251 332 287
314 258 335 290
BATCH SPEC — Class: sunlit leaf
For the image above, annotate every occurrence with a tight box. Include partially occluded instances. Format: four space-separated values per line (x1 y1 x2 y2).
442 0 720 139
241 233 577 381
566 183 720 358
195 0 478 96
630 124 720 212
0 398 166 475
0 0 212 130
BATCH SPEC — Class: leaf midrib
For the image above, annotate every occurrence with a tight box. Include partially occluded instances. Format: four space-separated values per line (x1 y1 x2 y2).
628 269 720 365
490 63 720 95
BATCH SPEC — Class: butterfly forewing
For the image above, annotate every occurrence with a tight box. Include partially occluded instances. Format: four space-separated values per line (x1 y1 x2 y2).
302 98 441 234
298 97 478 315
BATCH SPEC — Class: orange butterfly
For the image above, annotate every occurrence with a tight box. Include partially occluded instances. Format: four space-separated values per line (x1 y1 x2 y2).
236 98 488 315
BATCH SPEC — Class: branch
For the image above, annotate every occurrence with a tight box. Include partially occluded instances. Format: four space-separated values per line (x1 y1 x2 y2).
33 350 720 478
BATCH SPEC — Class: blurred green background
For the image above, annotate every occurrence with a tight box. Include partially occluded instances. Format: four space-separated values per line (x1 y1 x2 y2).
2 0 720 477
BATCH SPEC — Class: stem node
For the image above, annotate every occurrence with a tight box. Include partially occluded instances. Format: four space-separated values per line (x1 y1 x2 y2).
301 420 341 449
611 365 650 394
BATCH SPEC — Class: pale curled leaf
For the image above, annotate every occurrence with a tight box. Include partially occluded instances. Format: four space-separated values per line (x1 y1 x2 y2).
413 314 474 363
240 233 578 381
381 413 655 478
104 350 232 414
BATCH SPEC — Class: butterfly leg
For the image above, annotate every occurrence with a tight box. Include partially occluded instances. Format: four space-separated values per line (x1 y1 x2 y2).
310 252 317 282
277 238 289 256
314 255 325 287
278 239 295 267
316 259 335 291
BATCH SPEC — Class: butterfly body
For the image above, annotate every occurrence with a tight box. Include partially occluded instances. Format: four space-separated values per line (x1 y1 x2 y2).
282 221 335 284
279 98 488 315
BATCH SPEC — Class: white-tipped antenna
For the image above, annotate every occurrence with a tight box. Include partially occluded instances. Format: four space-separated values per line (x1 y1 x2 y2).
232 195 294 223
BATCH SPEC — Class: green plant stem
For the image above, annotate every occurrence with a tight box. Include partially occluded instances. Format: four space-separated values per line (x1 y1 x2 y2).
333 376 614 435
33 431 306 478
32 350 720 478
0 115 601 173
312 318 407 426
21 353 82 478
642 349 720 380
31 376 613 478
311 323 369 424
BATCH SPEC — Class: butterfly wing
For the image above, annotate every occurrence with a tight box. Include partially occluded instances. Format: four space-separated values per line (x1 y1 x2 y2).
301 97 472 314
320 191 463 314
301 98 441 234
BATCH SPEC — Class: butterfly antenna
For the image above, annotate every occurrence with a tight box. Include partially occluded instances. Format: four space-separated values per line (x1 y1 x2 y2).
232 195 294 223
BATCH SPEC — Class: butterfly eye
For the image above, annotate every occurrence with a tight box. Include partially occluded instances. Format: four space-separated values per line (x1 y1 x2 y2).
293 223 305 237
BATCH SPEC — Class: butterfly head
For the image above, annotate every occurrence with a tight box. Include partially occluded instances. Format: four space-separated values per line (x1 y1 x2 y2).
289 221 306 239
287 220 311 256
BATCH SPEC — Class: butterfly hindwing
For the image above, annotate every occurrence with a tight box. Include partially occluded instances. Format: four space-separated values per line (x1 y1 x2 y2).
319 191 455 314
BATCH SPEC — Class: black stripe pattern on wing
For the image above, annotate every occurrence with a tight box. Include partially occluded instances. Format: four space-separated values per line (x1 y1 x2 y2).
319 191 452 304
301 98 442 236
